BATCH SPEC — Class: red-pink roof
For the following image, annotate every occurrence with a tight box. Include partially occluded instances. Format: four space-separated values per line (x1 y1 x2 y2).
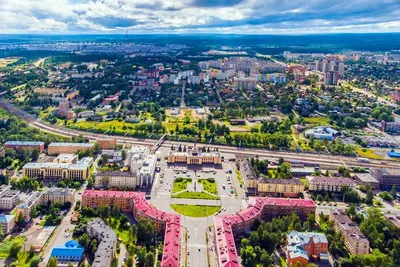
259 197 316 208
82 190 136 199
214 216 240 267
82 190 181 267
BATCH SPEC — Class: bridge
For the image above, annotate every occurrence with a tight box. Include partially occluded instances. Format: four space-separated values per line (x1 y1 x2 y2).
151 134 167 153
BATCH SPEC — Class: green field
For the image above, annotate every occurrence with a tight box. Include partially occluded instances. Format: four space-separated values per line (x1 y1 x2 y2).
355 147 383 160
303 116 331 126
198 179 218 194
173 178 192 193
173 191 220 200
0 57 20 68
170 204 221 217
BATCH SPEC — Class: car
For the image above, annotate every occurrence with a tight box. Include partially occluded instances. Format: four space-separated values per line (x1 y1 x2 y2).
198 248 201 252
187 252 190 255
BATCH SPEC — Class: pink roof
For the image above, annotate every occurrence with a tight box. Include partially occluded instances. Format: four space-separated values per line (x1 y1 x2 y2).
214 216 240 267
259 197 316 208
161 220 181 267
82 190 136 199
82 190 181 267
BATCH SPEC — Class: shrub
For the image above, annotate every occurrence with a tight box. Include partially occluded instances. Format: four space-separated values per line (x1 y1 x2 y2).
207 178 215 183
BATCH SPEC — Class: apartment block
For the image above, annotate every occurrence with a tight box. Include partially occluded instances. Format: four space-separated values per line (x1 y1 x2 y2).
0 185 20 210
0 214 15 234
95 172 137 189
96 138 117 150
370 168 400 189
3 141 45 152
47 142 94 155
41 187 75 205
258 178 304 197
239 158 258 195
306 176 356 192
330 210 369 255
88 218 117 267
23 157 92 180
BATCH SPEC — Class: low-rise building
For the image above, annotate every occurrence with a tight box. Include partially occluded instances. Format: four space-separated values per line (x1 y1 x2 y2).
3 141 45 152
286 231 329 267
87 218 117 267
354 173 380 189
48 142 94 155
42 187 75 205
23 157 92 180
306 176 356 192
384 212 400 228
370 168 400 189
330 210 369 255
95 172 137 189
258 178 304 197
0 185 20 210
50 240 84 264
167 146 222 165
305 126 340 141
0 214 15 234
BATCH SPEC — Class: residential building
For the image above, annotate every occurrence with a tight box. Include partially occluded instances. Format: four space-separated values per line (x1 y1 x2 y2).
324 71 339 86
3 141 45 152
22 157 92 180
384 212 400 228
167 146 222 165
0 214 15 234
330 210 369 255
306 176 356 192
82 190 181 267
381 120 400 134
16 191 43 221
87 218 117 267
47 142 94 155
286 231 329 267
95 172 137 189
354 173 380 189
214 197 316 267
258 178 304 197
370 168 400 189
50 240 84 263
42 187 75 205
0 185 20 210
239 158 258 195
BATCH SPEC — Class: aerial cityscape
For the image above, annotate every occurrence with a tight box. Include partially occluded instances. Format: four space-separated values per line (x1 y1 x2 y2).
0 1 400 267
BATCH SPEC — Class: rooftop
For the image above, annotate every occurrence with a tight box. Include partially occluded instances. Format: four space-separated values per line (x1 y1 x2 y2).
48 142 94 147
4 141 44 146
50 240 84 258
307 176 356 185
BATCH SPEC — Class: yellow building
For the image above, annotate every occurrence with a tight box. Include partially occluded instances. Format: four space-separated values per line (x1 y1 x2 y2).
167 146 222 165
258 178 304 197
239 159 258 195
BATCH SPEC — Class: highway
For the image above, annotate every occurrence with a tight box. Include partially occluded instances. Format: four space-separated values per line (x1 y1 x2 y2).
1 99 399 169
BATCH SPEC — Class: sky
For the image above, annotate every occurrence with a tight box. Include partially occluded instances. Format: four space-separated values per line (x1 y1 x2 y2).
1 0 400 34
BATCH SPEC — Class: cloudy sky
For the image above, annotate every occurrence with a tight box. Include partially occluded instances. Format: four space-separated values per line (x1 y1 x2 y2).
1 0 400 34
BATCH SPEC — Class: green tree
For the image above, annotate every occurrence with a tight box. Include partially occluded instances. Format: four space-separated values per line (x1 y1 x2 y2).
79 233 90 248
144 252 155 267
47 257 59 267
366 190 374 205
390 185 397 198
9 240 22 258
30 256 41 267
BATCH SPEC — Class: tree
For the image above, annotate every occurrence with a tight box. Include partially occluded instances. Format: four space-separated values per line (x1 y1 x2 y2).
79 233 90 248
30 256 41 267
366 190 374 205
9 240 22 258
47 257 58 267
390 185 397 198
137 218 157 246
16 212 25 226
144 251 155 267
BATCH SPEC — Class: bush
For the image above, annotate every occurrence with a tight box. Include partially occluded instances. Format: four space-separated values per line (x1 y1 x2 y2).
187 178 192 182
207 178 215 183
175 177 183 182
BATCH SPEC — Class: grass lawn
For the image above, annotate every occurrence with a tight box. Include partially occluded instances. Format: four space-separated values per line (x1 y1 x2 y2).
303 116 331 126
170 204 221 217
173 178 192 193
173 191 220 200
0 237 38 267
109 217 135 247
235 169 243 185
355 147 383 160
0 57 20 68
198 179 218 194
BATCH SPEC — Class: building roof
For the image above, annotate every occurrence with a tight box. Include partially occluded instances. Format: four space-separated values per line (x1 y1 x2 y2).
4 141 44 146
44 187 75 196
51 240 84 258
240 158 257 181
354 173 379 184
384 213 400 228
307 176 356 185
0 214 15 223
259 178 304 185
48 142 94 147
330 210 368 242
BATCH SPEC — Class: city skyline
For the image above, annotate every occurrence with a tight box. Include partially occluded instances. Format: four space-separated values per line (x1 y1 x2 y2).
1 0 400 34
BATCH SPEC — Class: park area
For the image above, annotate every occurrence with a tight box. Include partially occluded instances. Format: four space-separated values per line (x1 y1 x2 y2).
0 237 41 266
0 57 21 68
172 177 220 200
170 204 221 217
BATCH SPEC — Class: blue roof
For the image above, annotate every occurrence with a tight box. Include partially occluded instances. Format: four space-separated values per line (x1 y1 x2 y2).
50 240 84 258
388 151 400 158
0 214 15 223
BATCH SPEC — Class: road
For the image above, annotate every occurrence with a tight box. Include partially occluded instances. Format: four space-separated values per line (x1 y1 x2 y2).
1 99 399 170
34 57 47 68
